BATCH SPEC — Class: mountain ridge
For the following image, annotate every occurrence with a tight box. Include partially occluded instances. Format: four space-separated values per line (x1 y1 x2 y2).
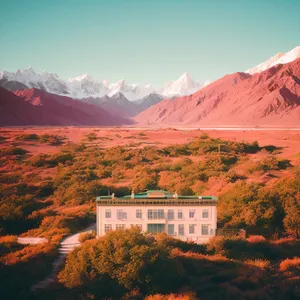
134 58 300 126
0 87 132 126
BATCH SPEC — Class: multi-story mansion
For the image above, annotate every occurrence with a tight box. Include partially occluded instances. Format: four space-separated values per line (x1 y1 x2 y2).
96 190 218 243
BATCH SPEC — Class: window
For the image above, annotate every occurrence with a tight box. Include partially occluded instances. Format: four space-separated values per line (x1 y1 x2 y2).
168 224 175 235
202 209 209 218
158 209 164 219
116 224 126 230
104 224 112 233
189 209 195 218
178 224 184 236
167 209 174 220
105 209 111 218
201 224 209 235
117 209 127 219
147 224 165 233
136 209 142 219
148 209 164 220
117 209 123 219
148 210 153 219
189 224 196 234
178 209 183 219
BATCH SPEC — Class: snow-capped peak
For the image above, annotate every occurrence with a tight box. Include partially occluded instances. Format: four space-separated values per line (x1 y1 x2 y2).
68 73 93 82
102 79 110 87
179 72 193 81
246 46 300 74
0 67 208 101
16 66 36 77
162 72 202 97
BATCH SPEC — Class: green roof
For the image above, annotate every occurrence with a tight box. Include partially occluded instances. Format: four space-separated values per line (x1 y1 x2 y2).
96 190 217 201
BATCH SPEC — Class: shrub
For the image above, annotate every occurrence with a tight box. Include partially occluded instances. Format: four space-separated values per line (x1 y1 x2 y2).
246 235 266 243
252 157 292 172
15 133 39 141
39 134 65 145
207 236 227 255
0 235 18 246
86 132 98 141
279 257 300 273
244 259 270 269
0 146 28 156
78 231 96 243
145 293 197 300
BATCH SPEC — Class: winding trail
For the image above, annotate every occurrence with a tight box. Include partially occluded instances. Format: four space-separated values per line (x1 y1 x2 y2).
31 223 96 292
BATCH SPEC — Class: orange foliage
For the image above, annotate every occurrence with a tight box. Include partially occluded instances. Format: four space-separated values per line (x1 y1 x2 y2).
0 235 17 244
246 235 267 243
145 293 197 300
1 243 56 265
279 257 300 272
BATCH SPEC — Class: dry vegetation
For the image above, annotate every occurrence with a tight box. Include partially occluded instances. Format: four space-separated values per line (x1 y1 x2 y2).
0 127 299 299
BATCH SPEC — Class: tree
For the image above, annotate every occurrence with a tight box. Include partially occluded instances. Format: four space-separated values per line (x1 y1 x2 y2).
58 227 183 293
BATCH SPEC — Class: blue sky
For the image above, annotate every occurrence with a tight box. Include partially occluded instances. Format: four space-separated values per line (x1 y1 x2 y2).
0 0 299 84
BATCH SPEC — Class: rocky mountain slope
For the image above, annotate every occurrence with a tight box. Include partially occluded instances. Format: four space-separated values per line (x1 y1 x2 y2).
0 88 131 126
135 58 300 127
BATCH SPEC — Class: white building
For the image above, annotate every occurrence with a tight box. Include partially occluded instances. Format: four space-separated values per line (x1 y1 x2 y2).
96 190 218 244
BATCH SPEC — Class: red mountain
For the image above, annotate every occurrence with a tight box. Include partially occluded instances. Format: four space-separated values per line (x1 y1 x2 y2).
135 58 300 127
0 88 132 126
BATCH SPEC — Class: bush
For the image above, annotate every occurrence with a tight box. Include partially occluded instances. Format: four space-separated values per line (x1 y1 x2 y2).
244 259 270 269
0 146 28 156
246 235 267 243
78 231 96 243
86 132 98 141
279 257 300 273
145 293 197 300
39 134 65 145
15 133 39 141
59 228 184 294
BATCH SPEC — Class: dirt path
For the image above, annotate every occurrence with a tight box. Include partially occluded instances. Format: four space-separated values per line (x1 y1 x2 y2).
31 223 96 292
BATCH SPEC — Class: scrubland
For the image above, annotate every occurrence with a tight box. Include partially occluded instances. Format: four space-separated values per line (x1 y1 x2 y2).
0 127 299 299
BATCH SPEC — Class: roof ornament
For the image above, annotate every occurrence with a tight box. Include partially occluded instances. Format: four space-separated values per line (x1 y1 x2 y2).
112 193 115 199
173 191 178 199
131 190 135 199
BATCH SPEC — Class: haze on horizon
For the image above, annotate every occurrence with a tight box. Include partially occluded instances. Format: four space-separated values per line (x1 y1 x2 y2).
0 0 300 85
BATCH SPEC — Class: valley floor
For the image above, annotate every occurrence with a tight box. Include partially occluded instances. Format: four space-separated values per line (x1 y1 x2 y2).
1 126 299 159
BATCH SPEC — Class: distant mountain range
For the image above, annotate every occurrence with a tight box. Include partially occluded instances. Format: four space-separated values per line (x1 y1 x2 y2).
0 46 299 126
0 68 205 101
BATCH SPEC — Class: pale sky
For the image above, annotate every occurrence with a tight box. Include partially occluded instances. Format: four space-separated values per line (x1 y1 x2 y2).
0 0 299 84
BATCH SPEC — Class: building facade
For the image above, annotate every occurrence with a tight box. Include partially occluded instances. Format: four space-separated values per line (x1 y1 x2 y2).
96 190 218 243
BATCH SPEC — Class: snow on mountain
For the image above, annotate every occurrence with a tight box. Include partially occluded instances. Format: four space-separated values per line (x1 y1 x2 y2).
0 67 69 95
162 72 203 97
246 46 300 74
135 58 300 127
67 73 108 98
107 79 156 101
0 67 206 101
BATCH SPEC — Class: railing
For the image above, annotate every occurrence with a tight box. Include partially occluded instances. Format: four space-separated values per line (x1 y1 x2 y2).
97 199 217 206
